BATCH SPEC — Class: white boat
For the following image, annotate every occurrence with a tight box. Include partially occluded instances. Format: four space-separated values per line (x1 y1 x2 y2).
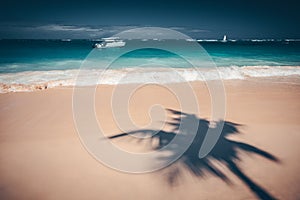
222 35 227 42
93 37 126 48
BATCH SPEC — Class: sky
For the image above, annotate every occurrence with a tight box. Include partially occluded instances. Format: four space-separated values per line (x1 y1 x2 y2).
0 0 299 39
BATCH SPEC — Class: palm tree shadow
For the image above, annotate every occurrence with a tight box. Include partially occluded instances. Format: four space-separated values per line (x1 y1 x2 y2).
108 109 280 200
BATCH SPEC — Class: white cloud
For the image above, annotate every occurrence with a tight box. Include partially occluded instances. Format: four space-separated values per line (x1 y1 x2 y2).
33 24 103 32
0 24 210 39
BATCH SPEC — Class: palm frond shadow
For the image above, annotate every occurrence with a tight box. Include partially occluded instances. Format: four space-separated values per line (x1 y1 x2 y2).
108 109 279 200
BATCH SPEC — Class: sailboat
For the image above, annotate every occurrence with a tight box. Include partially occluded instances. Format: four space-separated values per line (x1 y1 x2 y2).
222 35 227 42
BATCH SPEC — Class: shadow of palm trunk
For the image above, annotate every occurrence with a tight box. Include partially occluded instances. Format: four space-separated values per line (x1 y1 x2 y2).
108 109 280 200
227 160 277 200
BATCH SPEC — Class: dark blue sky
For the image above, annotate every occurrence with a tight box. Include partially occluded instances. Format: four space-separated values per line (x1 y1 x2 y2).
0 0 299 39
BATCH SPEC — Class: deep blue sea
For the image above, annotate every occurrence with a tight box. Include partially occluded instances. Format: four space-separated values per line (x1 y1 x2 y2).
0 39 299 73
0 39 299 91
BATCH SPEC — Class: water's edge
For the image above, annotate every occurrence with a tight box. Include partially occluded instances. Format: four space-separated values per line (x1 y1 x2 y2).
1 66 299 93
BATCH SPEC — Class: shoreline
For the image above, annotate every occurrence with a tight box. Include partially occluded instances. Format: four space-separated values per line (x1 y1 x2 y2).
0 74 300 94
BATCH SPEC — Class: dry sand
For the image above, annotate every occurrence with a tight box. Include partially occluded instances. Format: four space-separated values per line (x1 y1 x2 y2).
0 78 300 200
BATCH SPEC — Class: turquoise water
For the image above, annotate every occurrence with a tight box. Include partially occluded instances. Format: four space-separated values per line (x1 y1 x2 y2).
0 39 299 92
0 39 299 73
0 40 90 73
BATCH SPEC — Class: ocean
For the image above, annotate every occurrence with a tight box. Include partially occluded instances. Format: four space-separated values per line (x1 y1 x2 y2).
0 39 299 92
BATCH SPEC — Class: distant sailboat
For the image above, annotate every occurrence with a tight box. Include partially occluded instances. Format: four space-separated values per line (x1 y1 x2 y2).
222 35 227 42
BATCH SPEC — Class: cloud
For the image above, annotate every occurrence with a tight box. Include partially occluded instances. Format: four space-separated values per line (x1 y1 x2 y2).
189 29 210 33
0 24 209 39
37 24 103 32
0 24 126 39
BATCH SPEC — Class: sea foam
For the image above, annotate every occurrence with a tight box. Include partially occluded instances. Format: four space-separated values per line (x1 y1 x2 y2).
0 66 300 93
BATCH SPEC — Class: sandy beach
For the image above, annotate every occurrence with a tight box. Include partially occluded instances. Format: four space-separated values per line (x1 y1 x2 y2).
0 77 300 200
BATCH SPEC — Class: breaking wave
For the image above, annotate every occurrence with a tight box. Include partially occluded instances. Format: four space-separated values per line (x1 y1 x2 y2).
0 66 300 93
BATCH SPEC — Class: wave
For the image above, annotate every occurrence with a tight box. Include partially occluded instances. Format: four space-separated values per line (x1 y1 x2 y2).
0 66 300 93
0 59 83 73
